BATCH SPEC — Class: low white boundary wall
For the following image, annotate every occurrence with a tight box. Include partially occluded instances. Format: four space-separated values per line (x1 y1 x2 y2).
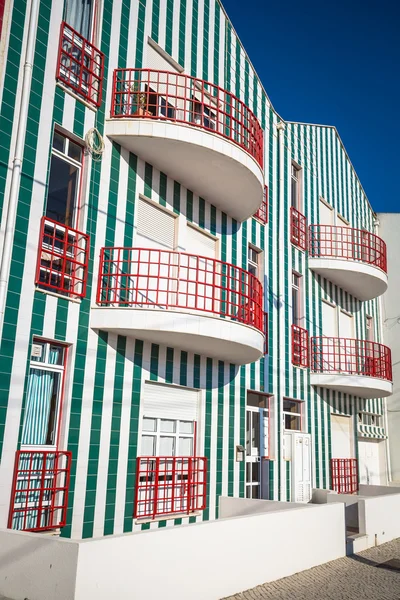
0 500 345 600
319 485 400 549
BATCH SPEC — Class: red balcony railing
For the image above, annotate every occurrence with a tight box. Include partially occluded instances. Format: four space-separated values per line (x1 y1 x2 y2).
134 456 207 520
290 207 307 251
254 185 268 224
331 458 358 494
96 247 264 332
311 337 392 381
8 450 72 532
309 225 387 273
111 68 264 168
292 324 309 367
36 216 89 299
57 21 104 107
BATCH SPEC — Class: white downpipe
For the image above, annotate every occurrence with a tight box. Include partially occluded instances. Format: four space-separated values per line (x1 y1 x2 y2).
375 217 393 483
0 0 40 336
276 119 286 500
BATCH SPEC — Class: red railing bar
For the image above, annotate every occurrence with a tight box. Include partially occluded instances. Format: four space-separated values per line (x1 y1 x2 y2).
111 68 264 168
309 224 387 273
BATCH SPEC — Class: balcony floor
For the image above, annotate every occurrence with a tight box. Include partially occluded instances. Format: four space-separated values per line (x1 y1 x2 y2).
105 118 264 222
90 306 265 365
310 372 393 398
309 258 388 301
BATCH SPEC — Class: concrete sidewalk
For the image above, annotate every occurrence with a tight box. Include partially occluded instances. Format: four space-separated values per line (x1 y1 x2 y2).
223 538 400 600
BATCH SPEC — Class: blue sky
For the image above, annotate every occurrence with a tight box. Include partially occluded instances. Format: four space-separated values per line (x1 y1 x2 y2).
222 0 399 213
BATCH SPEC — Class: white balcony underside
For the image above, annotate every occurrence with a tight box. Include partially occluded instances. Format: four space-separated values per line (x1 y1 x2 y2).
310 372 393 399
90 307 265 365
105 118 264 222
309 258 388 301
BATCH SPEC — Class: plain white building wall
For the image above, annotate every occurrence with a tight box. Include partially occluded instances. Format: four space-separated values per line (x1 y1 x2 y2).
378 213 400 482
0 502 345 600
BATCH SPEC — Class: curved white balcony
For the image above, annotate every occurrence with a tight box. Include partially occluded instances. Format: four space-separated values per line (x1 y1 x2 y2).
310 337 393 399
308 225 388 301
90 248 265 365
105 69 265 222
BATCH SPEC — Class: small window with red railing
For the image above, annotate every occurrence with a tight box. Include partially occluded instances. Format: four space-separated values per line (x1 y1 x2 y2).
290 163 307 250
8 340 71 532
254 185 268 224
57 0 104 107
36 130 89 298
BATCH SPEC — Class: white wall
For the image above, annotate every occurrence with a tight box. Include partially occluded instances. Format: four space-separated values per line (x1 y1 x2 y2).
0 502 346 600
359 484 400 496
379 212 400 482
0 529 79 600
219 496 314 518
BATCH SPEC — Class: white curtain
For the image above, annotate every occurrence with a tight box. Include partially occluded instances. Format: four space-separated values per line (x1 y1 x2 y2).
65 0 93 40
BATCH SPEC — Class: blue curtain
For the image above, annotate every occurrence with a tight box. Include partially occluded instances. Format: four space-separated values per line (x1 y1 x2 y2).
21 369 57 445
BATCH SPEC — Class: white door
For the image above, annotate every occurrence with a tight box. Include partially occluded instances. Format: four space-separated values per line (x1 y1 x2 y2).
319 301 338 371
245 407 269 499
292 433 312 503
184 224 217 313
331 414 353 458
339 310 355 372
358 440 386 485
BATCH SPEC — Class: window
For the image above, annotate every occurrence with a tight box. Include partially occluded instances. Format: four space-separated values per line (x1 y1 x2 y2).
191 99 216 130
291 163 301 210
358 412 382 427
36 130 89 298
46 130 83 227
64 0 96 41
21 341 67 447
292 272 302 326
248 246 261 279
141 418 195 457
283 399 302 431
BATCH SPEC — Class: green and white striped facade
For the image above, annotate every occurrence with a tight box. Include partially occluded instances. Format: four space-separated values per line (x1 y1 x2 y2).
0 0 391 539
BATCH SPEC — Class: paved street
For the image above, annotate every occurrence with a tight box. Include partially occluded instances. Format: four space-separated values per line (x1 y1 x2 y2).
223 539 400 600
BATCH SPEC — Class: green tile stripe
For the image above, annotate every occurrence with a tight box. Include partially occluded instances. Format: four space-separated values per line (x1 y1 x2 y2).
191 0 198 77
104 335 127 535
202 357 213 520
178 0 187 67
151 0 160 42
0 0 28 219
0 0 52 458
202 0 210 81
123 339 143 532
165 0 174 55
215 360 224 516
81 331 108 538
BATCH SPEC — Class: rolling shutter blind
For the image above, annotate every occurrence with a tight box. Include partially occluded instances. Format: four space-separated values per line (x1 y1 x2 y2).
142 381 199 421
136 198 175 249
186 225 216 259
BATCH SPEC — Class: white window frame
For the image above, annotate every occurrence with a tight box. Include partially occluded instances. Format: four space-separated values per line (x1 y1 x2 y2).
21 340 67 450
48 129 83 229
291 162 302 211
358 412 382 427
248 244 262 280
141 417 196 457
283 398 303 432
292 271 303 327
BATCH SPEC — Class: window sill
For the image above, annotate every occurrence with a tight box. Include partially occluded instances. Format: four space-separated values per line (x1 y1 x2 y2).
35 287 82 304
135 511 201 525
56 82 98 112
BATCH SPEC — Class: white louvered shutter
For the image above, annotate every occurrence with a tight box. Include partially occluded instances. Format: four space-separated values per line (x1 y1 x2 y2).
185 225 216 259
136 198 175 249
142 381 199 421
